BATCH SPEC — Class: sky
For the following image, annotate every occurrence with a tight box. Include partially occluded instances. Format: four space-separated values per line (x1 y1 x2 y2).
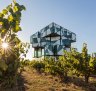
0 0 96 59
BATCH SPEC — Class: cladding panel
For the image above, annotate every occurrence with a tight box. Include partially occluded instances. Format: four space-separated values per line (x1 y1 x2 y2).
30 22 76 57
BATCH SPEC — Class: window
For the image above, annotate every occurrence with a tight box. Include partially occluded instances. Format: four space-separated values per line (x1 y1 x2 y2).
52 45 57 55
33 38 38 43
34 48 42 58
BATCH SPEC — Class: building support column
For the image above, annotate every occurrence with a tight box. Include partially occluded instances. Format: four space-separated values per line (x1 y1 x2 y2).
34 48 35 57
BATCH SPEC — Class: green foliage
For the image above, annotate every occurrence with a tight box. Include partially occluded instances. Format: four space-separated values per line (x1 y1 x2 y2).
44 57 58 75
70 43 96 83
0 61 8 72
29 44 96 84
59 51 73 76
31 60 45 73
19 59 30 74
0 0 26 88
0 0 26 37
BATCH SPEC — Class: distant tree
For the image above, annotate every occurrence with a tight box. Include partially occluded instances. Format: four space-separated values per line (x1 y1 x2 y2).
71 43 96 83
59 50 73 81
58 43 96 83
44 57 57 75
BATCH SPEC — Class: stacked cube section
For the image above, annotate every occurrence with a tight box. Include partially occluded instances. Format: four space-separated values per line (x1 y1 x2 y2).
30 22 76 58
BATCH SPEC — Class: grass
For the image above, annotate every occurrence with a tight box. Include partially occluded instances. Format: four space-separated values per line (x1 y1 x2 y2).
20 67 96 91
1 66 96 91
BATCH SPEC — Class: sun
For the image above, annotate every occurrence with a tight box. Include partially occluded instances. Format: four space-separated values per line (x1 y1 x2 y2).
2 42 9 49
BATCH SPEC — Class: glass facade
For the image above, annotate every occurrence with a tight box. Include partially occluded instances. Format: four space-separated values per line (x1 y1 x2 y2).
30 22 76 58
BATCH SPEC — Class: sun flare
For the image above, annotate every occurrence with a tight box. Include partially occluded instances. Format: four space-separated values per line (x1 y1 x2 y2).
2 42 8 49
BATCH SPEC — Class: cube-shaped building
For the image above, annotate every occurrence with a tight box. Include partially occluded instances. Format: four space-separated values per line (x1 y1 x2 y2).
30 22 76 58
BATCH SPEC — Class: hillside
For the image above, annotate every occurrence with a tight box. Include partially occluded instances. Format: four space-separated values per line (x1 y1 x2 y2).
20 67 96 91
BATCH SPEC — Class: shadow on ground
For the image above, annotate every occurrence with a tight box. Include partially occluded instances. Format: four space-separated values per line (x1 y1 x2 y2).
60 76 96 91
0 74 26 91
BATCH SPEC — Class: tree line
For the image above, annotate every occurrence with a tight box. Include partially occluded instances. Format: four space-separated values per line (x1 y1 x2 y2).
23 43 96 84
